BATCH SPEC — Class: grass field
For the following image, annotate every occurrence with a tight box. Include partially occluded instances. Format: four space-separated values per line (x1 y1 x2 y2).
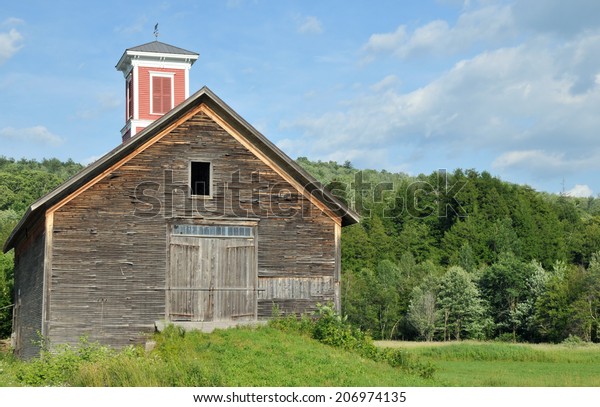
3 328 599 387
0 327 434 387
376 340 600 386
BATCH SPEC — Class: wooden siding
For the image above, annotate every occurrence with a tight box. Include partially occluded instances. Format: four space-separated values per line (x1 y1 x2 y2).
48 110 337 349
168 234 256 322
137 67 185 121
12 219 45 359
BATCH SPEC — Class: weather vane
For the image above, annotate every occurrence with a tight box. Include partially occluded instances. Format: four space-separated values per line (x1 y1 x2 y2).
154 23 159 40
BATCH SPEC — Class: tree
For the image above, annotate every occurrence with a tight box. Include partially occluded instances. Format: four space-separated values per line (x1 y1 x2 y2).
342 260 404 340
569 252 600 341
366 214 394 262
436 266 484 341
487 217 522 259
397 221 438 263
341 224 375 273
342 269 377 334
371 260 403 339
0 251 14 338
479 252 536 340
510 261 550 342
457 242 477 274
533 261 574 343
407 276 439 341
0 157 84 337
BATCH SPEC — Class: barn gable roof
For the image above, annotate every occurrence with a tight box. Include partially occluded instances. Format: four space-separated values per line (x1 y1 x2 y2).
3 87 359 253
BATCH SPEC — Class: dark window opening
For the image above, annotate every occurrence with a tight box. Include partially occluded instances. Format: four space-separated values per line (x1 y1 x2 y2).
191 162 211 196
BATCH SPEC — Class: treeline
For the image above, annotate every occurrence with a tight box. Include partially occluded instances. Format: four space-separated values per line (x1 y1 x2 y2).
1 156 599 344
297 157 600 343
0 157 83 337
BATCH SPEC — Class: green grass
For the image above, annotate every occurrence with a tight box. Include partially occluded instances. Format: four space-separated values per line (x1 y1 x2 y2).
0 351 19 386
5 328 599 387
0 327 435 387
376 340 600 386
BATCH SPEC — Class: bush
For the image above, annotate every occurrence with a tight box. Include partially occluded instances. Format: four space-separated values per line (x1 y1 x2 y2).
16 336 119 386
268 306 313 335
561 334 587 348
270 304 435 379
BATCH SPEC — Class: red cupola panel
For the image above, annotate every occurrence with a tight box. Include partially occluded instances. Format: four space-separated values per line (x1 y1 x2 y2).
137 66 186 121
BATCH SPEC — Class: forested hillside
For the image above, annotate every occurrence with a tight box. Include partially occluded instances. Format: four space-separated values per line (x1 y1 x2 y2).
1 157 599 344
0 157 83 337
297 157 600 343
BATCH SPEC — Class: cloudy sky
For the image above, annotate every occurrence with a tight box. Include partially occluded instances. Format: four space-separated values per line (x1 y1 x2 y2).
1 0 600 197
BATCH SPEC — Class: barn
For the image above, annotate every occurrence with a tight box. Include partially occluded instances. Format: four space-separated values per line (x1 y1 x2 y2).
3 41 359 359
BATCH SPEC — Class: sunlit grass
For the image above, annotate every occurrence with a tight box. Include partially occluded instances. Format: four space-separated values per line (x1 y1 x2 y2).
1 327 435 387
376 340 600 386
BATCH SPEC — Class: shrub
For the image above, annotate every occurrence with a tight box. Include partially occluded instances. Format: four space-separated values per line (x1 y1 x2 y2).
268 306 313 335
270 303 435 379
16 336 118 386
561 334 586 348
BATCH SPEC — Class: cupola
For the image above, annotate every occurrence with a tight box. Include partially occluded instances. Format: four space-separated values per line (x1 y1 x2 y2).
115 41 198 142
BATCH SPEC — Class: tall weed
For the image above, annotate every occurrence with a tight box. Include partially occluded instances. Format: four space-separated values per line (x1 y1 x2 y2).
16 336 121 386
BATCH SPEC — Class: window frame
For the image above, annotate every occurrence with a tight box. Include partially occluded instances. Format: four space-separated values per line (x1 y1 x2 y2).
189 161 213 198
149 72 175 115
172 224 254 238
126 73 133 120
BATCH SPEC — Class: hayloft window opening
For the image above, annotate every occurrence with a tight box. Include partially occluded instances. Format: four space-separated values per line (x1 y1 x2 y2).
173 224 253 237
191 161 211 196
151 74 173 115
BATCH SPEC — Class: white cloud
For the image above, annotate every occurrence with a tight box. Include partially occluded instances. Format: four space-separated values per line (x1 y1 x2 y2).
0 126 64 146
364 25 406 54
297 16 323 35
285 17 600 181
0 26 23 64
513 0 600 37
370 75 400 92
565 184 593 197
363 4 514 59
491 150 574 174
2 18 24 26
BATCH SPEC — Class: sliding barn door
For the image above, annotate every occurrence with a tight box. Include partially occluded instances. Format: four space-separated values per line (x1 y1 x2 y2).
168 225 256 322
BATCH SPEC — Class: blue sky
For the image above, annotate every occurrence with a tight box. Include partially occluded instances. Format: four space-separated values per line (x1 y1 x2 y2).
1 0 600 197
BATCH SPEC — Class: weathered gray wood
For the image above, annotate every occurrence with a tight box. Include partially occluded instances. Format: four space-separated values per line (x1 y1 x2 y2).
168 234 256 322
27 110 339 351
12 218 45 359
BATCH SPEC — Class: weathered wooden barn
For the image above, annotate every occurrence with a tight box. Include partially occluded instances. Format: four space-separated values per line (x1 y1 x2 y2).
3 41 359 358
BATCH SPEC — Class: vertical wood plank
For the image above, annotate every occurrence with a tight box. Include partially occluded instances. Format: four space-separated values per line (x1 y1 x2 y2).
334 222 341 313
42 211 54 337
